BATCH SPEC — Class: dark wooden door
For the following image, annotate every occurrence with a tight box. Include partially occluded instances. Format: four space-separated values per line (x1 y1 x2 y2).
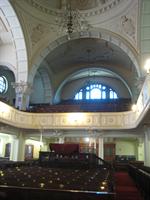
5 143 11 159
25 144 34 160
104 143 115 162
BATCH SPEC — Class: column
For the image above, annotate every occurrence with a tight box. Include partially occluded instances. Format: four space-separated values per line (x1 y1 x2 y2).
12 81 32 110
10 137 19 161
98 137 104 159
17 132 25 161
59 137 64 144
137 137 144 161
144 127 150 166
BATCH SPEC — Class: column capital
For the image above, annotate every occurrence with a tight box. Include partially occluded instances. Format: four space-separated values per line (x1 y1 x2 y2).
11 81 32 95
11 81 32 110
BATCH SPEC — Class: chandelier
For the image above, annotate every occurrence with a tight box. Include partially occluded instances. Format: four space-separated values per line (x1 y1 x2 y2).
56 1 91 38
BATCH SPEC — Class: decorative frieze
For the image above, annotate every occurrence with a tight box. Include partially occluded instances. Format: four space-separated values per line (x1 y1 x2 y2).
31 23 48 46
0 101 138 130
11 81 32 110
121 15 135 41
24 0 123 18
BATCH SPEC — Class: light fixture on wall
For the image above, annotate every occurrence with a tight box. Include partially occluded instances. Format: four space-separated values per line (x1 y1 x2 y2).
144 58 150 74
56 0 91 39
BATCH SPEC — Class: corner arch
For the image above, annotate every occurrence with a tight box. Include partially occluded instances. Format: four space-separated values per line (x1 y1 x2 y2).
0 0 28 82
29 28 141 85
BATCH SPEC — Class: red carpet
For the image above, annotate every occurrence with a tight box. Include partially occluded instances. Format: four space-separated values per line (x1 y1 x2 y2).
115 172 143 200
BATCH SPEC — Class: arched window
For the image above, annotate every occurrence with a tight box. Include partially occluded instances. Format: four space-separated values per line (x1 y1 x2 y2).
74 83 118 100
0 76 8 94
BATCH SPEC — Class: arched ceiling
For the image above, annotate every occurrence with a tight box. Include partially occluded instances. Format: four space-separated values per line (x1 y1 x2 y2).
44 38 137 99
45 38 134 74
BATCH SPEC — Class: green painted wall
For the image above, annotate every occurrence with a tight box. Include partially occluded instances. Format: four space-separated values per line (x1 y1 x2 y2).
115 139 136 156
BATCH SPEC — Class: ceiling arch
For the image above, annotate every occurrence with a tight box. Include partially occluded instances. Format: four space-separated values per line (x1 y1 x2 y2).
0 0 28 82
27 28 141 105
30 28 141 81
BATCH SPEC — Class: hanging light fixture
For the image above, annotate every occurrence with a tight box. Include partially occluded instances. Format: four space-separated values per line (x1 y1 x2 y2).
56 0 91 39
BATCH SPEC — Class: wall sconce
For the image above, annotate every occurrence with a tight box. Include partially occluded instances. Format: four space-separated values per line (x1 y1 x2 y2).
68 113 84 124
85 137 90 143
132 104 137 112
144 58 150 74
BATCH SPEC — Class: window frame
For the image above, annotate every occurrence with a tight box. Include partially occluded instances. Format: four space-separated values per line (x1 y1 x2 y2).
0 76 8 94
74 82 118 100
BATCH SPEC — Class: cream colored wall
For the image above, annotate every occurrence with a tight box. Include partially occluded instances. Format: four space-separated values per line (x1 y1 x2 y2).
0 133 13 157
0 45 16 71
137 141 144 161
115 139 136 156
25 139 48 159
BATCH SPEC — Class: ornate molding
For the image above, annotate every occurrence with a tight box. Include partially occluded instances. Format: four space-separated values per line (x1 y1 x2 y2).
0 101 139 130
11 81 32 94
120 15 135 42
2 74 150 131
24 0 123 18
31 23 48 47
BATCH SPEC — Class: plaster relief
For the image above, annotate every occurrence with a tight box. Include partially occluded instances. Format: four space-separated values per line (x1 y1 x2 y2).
31 24 47 46
121 15 135 41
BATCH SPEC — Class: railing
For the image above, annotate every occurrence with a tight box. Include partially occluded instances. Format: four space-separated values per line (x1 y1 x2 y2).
0 186 116 200
39 151 111 169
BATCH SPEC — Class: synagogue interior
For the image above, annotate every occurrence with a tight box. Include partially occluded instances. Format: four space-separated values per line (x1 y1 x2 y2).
0 0 150 199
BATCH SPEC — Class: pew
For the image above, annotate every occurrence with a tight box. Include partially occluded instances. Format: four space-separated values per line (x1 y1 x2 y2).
128 164 150 200
0 152 115 200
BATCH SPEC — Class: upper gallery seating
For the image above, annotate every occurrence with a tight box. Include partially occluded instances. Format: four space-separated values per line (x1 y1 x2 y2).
28 98 131 113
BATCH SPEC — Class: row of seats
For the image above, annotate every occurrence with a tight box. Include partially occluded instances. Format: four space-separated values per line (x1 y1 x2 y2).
0 161 115 200
128 164 150 200
29 100 131 112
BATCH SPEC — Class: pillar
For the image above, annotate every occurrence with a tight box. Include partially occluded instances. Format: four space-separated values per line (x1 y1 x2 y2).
137 137 144 161
10 137 19 161
98 137 104 159
17 132 25 161
59 137 64 144
12 81 32 110
144 126 150 166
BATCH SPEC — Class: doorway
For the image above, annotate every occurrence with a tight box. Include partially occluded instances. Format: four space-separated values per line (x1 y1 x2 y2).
25 144 34 160
104 143 115 162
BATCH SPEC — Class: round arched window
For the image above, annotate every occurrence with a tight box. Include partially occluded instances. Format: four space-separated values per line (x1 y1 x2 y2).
74 83 118 100
0 76 8 93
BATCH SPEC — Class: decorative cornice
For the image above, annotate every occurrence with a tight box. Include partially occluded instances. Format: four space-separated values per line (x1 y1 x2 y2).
0 102 136 130
24 0 123 18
